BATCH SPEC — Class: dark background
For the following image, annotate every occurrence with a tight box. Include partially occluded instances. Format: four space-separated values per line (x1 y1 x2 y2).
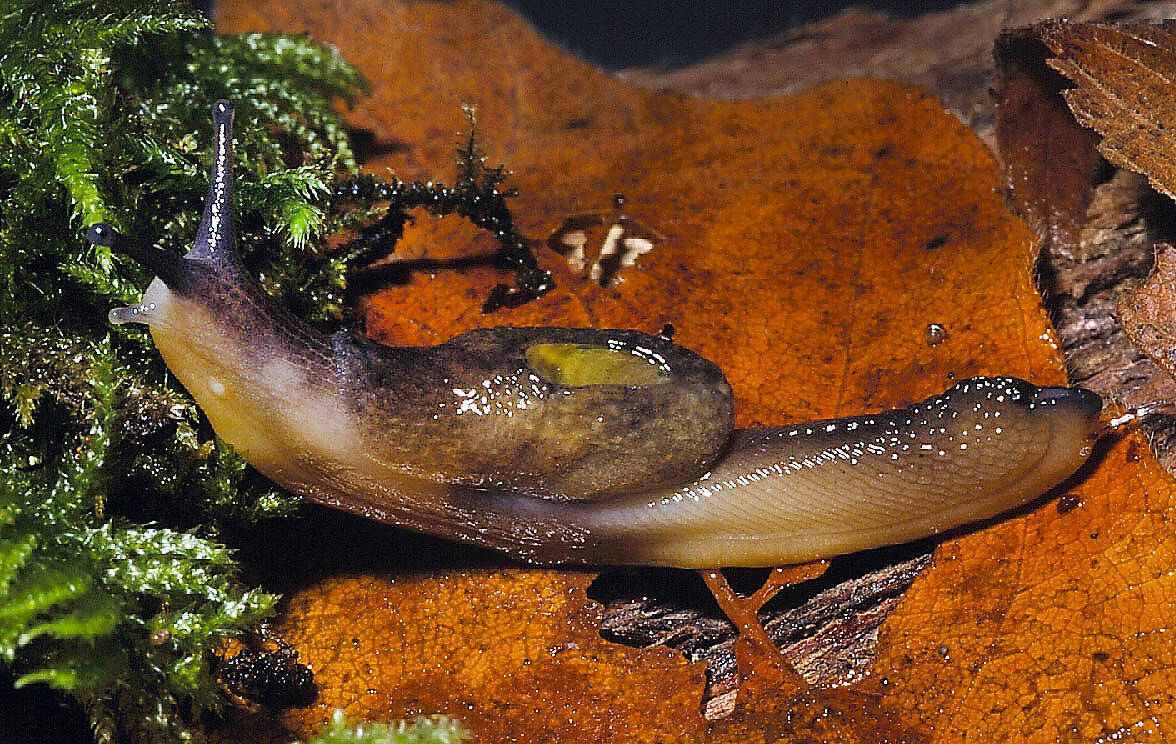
195 1 964 69
507 0 962 68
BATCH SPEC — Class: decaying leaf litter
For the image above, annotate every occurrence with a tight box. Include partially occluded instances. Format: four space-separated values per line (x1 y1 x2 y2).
23 1 1176 741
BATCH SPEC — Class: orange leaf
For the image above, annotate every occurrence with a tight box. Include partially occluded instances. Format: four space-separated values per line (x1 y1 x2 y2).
864 431 1176 740
270 572 707 741
220 0 1059 424
206 2 1175 741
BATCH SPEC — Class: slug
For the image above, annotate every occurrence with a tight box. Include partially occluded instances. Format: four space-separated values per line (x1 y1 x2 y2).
86 100 1104 568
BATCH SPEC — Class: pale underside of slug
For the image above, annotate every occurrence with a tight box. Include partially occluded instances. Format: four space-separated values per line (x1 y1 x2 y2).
90 101 1105 568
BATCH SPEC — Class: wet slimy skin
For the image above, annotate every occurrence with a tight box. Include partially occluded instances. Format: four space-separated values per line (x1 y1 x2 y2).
87 101 1104 567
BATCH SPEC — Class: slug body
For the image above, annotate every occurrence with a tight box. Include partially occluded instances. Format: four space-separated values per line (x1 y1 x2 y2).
91 101 1104 567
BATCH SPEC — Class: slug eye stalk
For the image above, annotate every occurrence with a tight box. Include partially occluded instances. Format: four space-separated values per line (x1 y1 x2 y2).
85 99 239 290
86 100 243 327
86 223 193 293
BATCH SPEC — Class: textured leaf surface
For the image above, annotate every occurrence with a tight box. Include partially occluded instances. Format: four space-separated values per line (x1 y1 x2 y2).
1118 243 1176 376
235 572 706 742
209 1 1176 741
1044 21 1176 202
222 0 1058 424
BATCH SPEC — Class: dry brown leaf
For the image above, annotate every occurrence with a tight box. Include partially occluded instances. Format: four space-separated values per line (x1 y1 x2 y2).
1041 21 1176 202
995 19 1176 476
994 26 1105 255
622 0 1176 133
1118 243 1176 376
205 1 1176 741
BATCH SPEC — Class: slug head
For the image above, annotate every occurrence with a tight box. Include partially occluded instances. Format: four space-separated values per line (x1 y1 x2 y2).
83 99 307 473
87 100 244 328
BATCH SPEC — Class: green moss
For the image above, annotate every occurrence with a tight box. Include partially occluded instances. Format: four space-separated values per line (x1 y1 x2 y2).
0 1 365 740
307 709 469 744
332 105 553 312
0 2 548 740
0 337 277 741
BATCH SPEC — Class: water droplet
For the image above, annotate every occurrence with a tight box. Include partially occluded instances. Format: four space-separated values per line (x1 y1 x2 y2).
925 323 948 346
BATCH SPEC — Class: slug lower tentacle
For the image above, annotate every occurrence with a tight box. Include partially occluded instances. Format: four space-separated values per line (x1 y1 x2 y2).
88 100 1104 568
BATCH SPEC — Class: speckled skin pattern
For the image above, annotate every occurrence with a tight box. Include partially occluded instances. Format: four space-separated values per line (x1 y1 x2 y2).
332 326 732 499
561 377 1102 565
97 101 1104 567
